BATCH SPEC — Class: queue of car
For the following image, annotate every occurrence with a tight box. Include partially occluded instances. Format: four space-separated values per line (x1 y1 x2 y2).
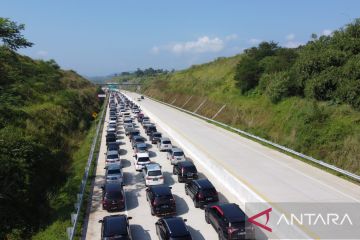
98 91 254 240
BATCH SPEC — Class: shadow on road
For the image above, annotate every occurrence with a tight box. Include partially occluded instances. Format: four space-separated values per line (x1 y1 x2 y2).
174 194 189 216
148 150 157 158
163 171 175 186
130 224 152 240
187 226 206 240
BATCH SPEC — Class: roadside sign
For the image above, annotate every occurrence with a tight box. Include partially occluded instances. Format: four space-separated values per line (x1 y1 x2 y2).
97 94 106 98
92 112 98 118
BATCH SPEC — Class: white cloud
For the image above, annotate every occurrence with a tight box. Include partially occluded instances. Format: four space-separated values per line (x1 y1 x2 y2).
248 38 261 45
321 29 332 36
169 36 224 54
151 46 160 54
285 41 302 48
37 50 48 57
225 34 238 41
286 33 295 41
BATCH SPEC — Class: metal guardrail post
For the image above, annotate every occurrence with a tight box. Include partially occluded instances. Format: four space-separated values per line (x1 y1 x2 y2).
170 98 177 105
67 97 107 240
181 96 192 108
193 99 207 113
212 104 226 119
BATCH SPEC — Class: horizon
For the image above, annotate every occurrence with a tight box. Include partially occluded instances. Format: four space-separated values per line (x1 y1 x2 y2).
1 0 360 76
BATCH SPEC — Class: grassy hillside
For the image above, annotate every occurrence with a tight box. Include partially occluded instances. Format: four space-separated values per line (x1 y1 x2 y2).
139 21 360 176
0 46 101 239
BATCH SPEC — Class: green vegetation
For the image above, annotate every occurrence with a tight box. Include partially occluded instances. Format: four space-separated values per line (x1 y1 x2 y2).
133 19 360 176
0 18 101 239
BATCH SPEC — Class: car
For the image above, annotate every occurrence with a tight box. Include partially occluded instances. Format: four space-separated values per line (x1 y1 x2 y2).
141 118 151 126
101 183 125 211
167 148 186 165
140 116 150 124
106 150 121 166
105 163 123 184
155 217 192 240
172 161 198 183
185 179 218 208
128 129 140 139
157 137 172 151
142 163 164 186
123 117 132 124
125 127 136 136
131 135 146 149
107 142 119 152
146 185 176 217
134 142 148 155
145 125 157 136
123 112 131 118
137 113 144 122
149 132 162 144
141 95 145 99
109 119 117 125
205 203 254 240
134 152 151 171
133 109 140 114
99 214 132 240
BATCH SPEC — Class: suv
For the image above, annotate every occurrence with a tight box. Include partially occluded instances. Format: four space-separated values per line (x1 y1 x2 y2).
143 163 164 186
106 133 117 145
185 179 218 208
101 183 125 211
205 203 254 240
134 152 151 171
134 142 148 155
128 129 140 139
105 163 123 184
106 150 120 166
131 135 146 149
99 214 132 240
107 142 119 152
167 148 186 165
172 161 198 183
155 217 192 240
149 132 162 144
145 125 157 136
157 138 172 152
146 185 176 217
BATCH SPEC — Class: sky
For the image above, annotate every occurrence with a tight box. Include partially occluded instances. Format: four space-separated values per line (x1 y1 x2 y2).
1 0 359 76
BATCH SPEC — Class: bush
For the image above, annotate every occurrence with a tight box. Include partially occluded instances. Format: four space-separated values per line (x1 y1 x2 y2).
262 72 293 103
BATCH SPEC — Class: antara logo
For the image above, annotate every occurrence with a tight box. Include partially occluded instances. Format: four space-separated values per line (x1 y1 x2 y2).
248 208 272 232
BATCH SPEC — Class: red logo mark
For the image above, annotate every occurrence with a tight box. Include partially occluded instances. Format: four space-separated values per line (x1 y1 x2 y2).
248 208 272 232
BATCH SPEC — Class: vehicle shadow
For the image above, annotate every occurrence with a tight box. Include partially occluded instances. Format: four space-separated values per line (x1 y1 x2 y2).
148 150 157 158
173 194 189 216
121 158 132 168
187 226 206 240
119 149 128 156
130 224 152 240
146 143 153 149
163 171 175 186
217 191 229 204
124 173 146 211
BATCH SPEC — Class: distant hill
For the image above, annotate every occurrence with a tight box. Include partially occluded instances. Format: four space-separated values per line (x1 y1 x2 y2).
141 20 360 176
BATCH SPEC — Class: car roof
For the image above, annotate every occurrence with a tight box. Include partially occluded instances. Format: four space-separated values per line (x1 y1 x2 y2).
163 217 189 237
150 185 172 196
107 163 121 170
136 143 147 148
194 178 214 189
145 163 161 171
137 152 149 157
178 161 195 167
103 215 127 236
152 132 162 135
161 137 171 141
172 148 183 153
105 183 123 192
216 203 245 222
107 150 118 155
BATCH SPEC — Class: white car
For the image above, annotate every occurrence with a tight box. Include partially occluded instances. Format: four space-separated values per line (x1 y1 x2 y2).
142 163 164 186
109 120 117 125
157 137 172 151
134 152 151 171
105 163 123 184
167 148 186 165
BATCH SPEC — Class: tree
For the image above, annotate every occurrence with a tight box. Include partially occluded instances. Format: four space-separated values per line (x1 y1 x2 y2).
0 18 33 50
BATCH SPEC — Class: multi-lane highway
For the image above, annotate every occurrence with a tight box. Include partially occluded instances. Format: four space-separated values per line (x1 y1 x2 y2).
83 91 360 240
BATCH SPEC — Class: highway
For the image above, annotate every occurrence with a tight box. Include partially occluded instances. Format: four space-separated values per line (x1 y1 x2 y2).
123 91 360 239
84 95 239 240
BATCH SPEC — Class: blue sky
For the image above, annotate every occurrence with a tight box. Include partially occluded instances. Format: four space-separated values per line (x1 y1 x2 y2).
1 0 359 76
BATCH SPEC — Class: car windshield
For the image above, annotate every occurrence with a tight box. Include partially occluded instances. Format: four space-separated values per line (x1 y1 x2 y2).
106 191 123 199
108 169 121 174
172 236 192 240
139 146 147 151
163 141 171 144
138 157 150 162
135 139 144 143
107 154 118 159
148 170 162 176
174 151 184 156
108 145 117 151
183 166 197 173
153 133 161 137
203 188 217 197
229 221 245 229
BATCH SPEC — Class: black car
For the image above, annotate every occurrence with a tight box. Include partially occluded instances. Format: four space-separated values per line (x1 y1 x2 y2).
99 214 132 240
172 161 198 183
205 203 254 240
128 129 140 139
149 132 162 144
107 142 119 152
146 185 176 217
155 217 192 240
131 135 146 149
185 178 219 208
102 183 125 211
145 125 157 136
106 133 117 145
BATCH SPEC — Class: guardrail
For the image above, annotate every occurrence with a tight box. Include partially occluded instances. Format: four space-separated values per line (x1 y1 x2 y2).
66 98 107 240
139 92 360 182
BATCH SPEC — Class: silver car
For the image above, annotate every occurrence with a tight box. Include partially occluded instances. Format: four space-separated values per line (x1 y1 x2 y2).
167 147 186 165
105 163 123 184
